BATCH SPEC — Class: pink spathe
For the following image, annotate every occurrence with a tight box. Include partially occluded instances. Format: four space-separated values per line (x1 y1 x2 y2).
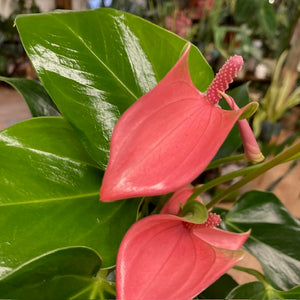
116 186 249 299
160 183 196 215
238 120 265 162
100 44 254 201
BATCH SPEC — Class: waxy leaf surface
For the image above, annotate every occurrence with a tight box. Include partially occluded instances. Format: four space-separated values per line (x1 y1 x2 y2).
223 190 300 290
0 247 116 299
16 8 213 169
0 118 138 270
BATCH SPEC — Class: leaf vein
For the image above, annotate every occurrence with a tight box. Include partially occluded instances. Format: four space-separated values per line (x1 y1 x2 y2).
52 14 138 100
0 192 99 207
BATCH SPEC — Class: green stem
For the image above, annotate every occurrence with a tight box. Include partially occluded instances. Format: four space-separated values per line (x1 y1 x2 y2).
205 154 245 170
187 164 260 203
233 266 268 284
90 269 116 300
233 265 277 297
206 142 300 209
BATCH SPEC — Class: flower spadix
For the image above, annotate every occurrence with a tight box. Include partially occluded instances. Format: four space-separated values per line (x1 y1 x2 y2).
116 186 249 300
100 44 257 201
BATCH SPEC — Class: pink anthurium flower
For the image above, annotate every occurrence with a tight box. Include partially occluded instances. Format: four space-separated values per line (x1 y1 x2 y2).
221 92 264 163
100 44 257 201
117 186 249 300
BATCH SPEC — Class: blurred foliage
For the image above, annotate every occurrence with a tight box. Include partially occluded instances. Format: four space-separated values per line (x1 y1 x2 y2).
253 51 300 136
2 0 299 75
106 0 299 63
0 0 39 77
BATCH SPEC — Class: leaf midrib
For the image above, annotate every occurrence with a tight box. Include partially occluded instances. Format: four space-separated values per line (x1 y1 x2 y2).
52 14 138 101
0 192 99 207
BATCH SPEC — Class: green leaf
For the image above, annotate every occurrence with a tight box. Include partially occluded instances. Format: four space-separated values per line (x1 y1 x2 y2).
225 281 270 299
279 285 300 299
214 83 250 160
0 76 60 117
238 102 258 120
16 8 213 169
0 246 116 299
226 281 300 300
234 0 264 22
0 117 139 270
181 200 208 224
223 191 300 290
200 274 238 299
258 1 277 38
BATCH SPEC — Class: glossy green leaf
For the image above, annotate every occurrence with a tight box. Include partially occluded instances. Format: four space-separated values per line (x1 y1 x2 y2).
214 83 250 160
278 285 300 299
0 76 60 117
0 246 116 299
225 281 270 300
16 8 213 169
226 281 300 300
223 191 300 290
200 274 238 299
0 117 139 270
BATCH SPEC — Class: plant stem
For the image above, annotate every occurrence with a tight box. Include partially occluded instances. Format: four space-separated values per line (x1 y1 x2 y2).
206 142 300 209
233 265 268 284
205 154 245 170
187 164 259 203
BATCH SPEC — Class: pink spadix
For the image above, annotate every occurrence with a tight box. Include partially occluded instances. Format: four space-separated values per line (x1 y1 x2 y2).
116 186 249 299
100 44 257 201
207 55 243 104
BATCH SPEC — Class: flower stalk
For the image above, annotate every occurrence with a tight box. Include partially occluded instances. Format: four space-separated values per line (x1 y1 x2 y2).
206 142 300 209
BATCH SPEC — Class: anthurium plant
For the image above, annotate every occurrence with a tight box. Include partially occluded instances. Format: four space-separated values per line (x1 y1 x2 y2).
0 8 299 300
